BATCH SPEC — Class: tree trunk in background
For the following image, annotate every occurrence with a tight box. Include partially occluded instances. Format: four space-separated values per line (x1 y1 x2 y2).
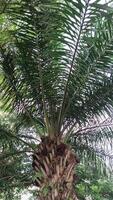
32 136 79 200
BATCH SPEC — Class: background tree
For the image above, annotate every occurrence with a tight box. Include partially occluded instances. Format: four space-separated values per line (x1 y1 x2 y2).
0 0 113 199
76 162 113 200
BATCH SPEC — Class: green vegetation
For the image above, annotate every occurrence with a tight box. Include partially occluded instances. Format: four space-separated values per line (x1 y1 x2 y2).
76 164 113 200
0 0 113 199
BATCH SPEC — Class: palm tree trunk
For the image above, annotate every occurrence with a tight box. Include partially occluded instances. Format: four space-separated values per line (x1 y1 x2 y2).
32 136 79 200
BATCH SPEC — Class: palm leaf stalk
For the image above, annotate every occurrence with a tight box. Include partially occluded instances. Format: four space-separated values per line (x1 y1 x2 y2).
1 0 113 199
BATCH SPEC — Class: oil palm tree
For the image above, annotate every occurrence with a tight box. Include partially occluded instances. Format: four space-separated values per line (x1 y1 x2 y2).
1 0 113 199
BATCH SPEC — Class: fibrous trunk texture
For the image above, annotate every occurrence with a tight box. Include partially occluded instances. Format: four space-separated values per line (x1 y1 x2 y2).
32 136 79 200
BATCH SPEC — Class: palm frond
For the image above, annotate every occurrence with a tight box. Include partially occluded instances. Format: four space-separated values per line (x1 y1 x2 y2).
68 117 113 176
1 0 113 137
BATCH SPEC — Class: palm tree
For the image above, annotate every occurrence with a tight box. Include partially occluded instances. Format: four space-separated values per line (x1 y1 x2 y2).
1 0 113 199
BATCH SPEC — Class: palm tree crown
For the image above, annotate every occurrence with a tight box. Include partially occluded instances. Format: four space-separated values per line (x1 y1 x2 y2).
1 0 113 137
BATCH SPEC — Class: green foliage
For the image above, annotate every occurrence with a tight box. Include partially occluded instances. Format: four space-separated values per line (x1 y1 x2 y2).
1 0 113 136
0 0 113 199
76 164 113 200
0 111 35 199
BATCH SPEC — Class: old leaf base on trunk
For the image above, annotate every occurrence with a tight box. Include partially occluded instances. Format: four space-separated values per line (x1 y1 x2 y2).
32 136 79 200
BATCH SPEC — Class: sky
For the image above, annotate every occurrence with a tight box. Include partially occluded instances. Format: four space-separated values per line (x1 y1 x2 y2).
21 195 27 200
21 193 32 200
